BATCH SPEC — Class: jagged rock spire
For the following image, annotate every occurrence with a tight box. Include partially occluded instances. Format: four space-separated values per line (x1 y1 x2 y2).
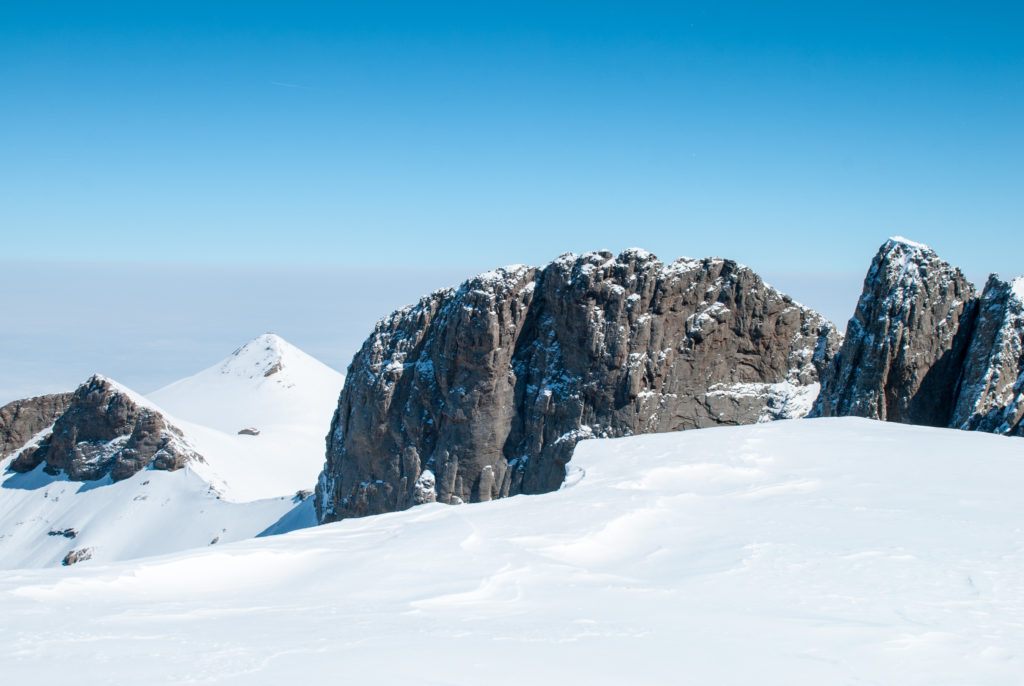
811 238 978 425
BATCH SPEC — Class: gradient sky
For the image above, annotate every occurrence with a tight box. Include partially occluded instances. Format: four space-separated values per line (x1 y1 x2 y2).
2 1 1022 402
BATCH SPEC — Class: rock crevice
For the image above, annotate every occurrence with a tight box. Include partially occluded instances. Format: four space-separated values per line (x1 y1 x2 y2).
316 249 841 522
813 239 1024 437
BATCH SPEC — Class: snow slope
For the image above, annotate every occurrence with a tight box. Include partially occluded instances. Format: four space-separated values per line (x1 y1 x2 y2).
0 457 304 569
149 333 345 501
2 418 1022 684
0 334 340 568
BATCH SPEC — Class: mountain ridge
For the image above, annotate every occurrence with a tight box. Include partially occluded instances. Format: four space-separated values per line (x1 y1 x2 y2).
0 334 341 568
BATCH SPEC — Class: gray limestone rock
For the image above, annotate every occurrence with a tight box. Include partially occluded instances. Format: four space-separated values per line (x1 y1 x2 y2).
951 275 1024 436
62 547 93 566
316 249 840 522
0 392 73 461
7 375 202 481
811 238 978 426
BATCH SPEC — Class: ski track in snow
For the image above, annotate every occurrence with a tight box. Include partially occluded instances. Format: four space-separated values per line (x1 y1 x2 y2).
2 417 1023 684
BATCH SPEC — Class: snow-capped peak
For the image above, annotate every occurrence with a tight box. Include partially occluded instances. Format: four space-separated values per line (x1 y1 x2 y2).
885 235 932 252
147 335 345 501
220 332 297 381
82 373 169 416
872 237 952 291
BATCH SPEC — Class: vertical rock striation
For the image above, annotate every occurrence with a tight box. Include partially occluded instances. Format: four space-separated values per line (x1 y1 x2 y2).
951 276 1024 436
317 249 841 522
811 237 978 425
0 392 73 461
814 238 1024 439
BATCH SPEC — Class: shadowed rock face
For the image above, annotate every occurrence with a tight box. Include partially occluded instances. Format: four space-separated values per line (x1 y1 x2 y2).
813 238 1024 438
811 238 978 426
7 376 201 481
951 275 1024 436
316 249 841 522
0 393 73 461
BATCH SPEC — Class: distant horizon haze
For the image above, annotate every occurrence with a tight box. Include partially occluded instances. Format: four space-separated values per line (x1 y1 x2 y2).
2 2 1020 402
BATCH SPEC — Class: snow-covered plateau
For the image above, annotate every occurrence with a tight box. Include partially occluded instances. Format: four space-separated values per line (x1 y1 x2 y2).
2 418 1022 684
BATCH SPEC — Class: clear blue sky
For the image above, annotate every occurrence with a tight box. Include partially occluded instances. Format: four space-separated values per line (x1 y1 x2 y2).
2 1 1022 401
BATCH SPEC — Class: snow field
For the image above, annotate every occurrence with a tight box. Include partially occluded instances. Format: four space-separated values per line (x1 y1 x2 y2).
2 418 1023 684
0 333 342 568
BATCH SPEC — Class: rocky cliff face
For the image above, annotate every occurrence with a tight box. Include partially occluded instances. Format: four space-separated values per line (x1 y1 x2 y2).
950 276 1024 436
813 238 1024 437
316 249 841 522
7 375 202 481
0 392 73 461
811 238 978 425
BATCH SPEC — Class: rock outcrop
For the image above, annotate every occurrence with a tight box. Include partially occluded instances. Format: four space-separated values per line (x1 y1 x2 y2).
7 375 202 481
62 547 93 566
811 238 978 425
813 238 1024 437
0 392 73 461
950 276 1024 435
316 249 841 522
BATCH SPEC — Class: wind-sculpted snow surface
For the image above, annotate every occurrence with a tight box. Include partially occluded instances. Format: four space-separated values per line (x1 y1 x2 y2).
4 419 1024 684
814 238 1024 436
317 249 840 521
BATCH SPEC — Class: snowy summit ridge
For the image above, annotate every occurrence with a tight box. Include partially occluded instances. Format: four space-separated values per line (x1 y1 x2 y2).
885 235 931 251
219 332 295 381
0 334 345 568
150 332 344 439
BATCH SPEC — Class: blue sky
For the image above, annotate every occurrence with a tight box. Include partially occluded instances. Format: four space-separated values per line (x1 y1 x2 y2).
2 2 1022 400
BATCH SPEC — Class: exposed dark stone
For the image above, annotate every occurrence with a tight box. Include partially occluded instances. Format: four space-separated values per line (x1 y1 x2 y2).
238 427 261 436
811 238 978 426
316 249 840 522
47 528 78 539
62 547 93 566
0 392 73 461
7 376 202 481
951 275 1024 435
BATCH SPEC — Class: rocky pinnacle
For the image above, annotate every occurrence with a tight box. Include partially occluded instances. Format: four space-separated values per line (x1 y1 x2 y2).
811 237 978 425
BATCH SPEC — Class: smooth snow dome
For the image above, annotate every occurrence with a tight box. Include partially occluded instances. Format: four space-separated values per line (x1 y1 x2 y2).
3 418 1023 684
149 333 345 500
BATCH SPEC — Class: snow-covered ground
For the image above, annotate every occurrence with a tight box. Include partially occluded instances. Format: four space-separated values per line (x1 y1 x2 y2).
0 334 342 568
149 333 345 501
0 464 303 569
2 418 1022 684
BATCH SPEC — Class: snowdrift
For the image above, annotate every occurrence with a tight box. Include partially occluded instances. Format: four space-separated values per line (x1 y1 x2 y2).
2 418 1022 684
